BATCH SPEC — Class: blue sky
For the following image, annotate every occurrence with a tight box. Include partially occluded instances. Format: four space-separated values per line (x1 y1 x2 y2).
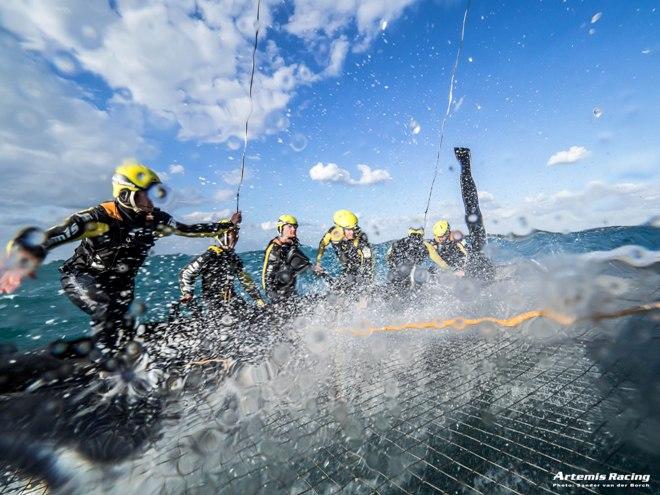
0 0 658 254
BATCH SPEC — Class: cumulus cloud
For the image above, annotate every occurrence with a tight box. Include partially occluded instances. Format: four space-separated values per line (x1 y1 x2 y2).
221 167 252 186
0 0 418 144
485 180 660 234
286 0 417 41
0 33 151 243
309 162 392 186
213 189 235 202
169 163 185 174
547 146 591 166
260 221 278 231
181 209 231 223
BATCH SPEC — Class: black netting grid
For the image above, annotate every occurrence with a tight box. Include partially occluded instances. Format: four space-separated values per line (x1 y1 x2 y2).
1 315 659 495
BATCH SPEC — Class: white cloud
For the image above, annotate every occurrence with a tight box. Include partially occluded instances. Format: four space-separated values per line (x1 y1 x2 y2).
213 189 235 202
0 0 418 145
323 36 350 77
484 181 660 234
547 145 591 166
221 167 252 186
181 209 231 223
478 191 495 203
169 163 185 174
260 221 278 231
0 33 150 243
286 0 417 41
309 162 392 186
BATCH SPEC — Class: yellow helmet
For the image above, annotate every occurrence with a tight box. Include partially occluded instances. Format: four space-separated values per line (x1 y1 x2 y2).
215 218 239 248
433 220 450 238
408 227 424 236
333 209 358 229
112 159 161 198
276 214 298 232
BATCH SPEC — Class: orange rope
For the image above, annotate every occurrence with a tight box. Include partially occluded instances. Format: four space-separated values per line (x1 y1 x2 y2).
349 302 660 336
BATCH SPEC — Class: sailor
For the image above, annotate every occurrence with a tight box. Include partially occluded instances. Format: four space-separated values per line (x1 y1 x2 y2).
454 147 495 280
314 209 374 290
261 214 312 304
425 148 494 280
424 220 468 275
386 227 430 288
0 160 241 351
179 220 265 313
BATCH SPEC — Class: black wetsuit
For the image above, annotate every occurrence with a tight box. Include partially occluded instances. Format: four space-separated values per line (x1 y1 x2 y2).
316 227 374 290
179 246 261 312
262 238 310 303
456 148 495 280
386 235 428 288
27 200 231 350
426 238 467 271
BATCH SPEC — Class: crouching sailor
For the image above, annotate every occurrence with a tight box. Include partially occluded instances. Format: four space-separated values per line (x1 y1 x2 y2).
425 220 468 275
179 221 265 316
0 160 240 352
386 227 430 289
262 214 312 304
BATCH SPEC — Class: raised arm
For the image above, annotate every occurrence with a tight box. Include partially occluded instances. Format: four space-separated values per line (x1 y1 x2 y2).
161 211 241 238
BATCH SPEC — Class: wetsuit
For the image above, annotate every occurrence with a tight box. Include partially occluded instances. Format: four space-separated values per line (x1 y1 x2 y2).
423 149 494 280
456 148 495 280
25 200 232 349
262 238 310 303
424 237 468 272
179 245 262 312
316 227 374 290
386 235 429 288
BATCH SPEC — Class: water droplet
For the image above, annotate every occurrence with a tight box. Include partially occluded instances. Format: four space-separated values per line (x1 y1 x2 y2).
591 12 603 24
409 118 421 135
289 133 308 152
380 19 388 30
467 214 478 223
593 107 603 118
129 300 146 317
588 28 596 35
227 137 242 150
468 56 474 62
148 183 170 207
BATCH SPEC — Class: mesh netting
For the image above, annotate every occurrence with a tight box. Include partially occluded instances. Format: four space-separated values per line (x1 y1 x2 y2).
1 315 658 494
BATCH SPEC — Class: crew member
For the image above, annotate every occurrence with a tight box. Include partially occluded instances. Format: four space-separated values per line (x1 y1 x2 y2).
1 160 241 351
314 209 374 290
262 214 311 303
179 221 264 313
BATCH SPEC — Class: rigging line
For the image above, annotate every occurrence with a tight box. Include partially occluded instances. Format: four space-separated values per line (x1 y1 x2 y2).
423 0 472 229
236 0 262 212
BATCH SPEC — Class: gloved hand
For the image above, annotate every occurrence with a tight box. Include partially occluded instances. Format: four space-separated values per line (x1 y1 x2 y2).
255 299 266 307
180 293 194 304
230 210 242 225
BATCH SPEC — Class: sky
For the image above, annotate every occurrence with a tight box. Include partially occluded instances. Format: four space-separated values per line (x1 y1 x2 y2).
0 0 658 255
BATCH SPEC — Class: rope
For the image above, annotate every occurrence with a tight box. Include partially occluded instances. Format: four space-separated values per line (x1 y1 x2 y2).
423 0 472 229
347 301 660 336
236 0 262 212
186 302 659 367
